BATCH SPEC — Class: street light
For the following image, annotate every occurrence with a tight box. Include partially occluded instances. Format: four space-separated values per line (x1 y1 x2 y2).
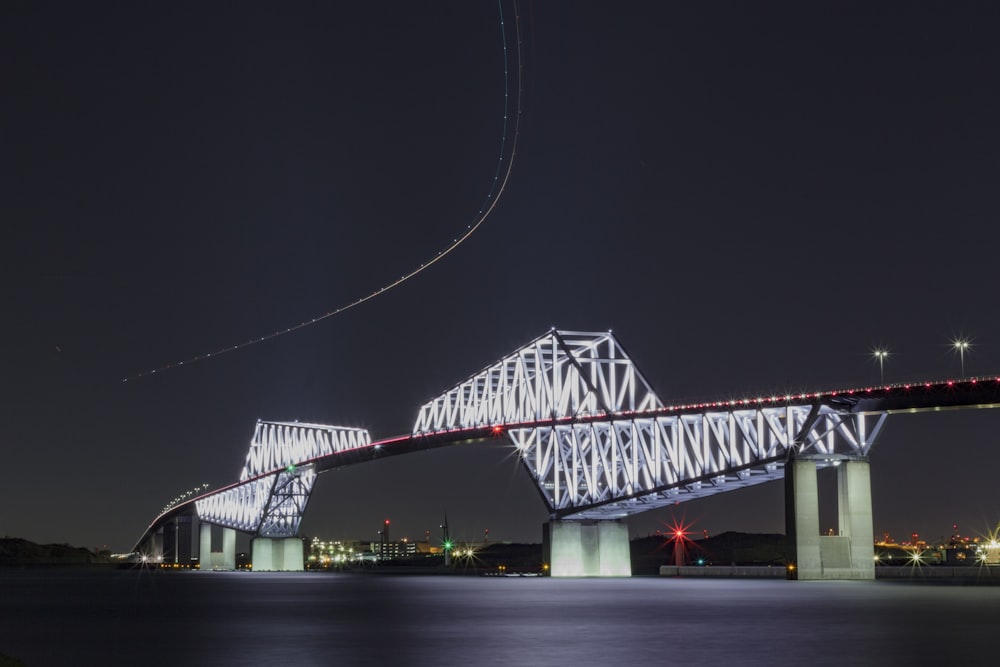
872 348 889 384
952 338 971 378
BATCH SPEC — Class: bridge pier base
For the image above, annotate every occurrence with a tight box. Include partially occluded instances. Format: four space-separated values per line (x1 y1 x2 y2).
198 525 237 571
145 531 163 564
199 523 211 570
544 519 631 577
251 537 304 572
786 457 874 580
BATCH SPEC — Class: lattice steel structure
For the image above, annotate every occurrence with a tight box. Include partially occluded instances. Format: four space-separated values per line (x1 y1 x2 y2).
413 330 662 432
414 330 887 520
135 326 1000 558
195 421 371 537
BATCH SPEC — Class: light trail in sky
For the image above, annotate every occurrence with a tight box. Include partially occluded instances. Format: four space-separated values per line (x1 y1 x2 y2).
125 1 523 383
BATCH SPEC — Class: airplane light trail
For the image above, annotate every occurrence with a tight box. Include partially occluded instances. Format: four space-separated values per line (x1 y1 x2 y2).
125 1 523 383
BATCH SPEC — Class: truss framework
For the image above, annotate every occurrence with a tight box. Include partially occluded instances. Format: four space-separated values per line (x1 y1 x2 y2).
414 330 888 519
241 420 370 480
195 475 274 533
509 406 886 519
196 421 368 536
413 330 662 433
144 330 897 552
258 465 317 537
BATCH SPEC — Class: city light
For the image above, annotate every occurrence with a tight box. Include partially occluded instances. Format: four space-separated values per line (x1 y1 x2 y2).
951 338 972 378
872 348 889 384
134 328 1000 566
975 524 1000 565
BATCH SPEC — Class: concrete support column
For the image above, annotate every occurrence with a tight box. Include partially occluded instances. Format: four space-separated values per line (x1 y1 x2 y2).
199 523 211 570
837 459 875 580
786 458 822 580
220 527 236 571
199 525 237 570
545 520 631 577
149 531 163 564
282 537 304 571
253 538 275 572
597 520 631 576
251 537 305 572
786 457 875 580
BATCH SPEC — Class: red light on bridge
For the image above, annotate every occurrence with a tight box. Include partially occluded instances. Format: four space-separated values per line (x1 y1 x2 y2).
492 425 504 435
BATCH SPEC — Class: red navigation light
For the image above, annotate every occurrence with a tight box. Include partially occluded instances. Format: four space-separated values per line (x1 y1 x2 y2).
492 425 503 434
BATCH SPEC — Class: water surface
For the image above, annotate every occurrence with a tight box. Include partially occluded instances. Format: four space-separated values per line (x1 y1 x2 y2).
1 569 997 666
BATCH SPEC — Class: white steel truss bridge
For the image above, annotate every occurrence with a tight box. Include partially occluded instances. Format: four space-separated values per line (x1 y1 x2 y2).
133 329 1000 572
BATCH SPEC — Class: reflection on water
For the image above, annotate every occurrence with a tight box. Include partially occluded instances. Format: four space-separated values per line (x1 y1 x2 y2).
1 569 997 666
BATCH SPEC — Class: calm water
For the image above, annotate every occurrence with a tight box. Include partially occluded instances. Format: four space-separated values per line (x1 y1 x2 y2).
1 569 998 666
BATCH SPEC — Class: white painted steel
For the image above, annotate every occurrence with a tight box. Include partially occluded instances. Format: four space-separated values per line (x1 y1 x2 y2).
507 406 885 518
414 330 887 519
195 420 367 536
241 420 370 480
413 330 662 433
195 475 275 533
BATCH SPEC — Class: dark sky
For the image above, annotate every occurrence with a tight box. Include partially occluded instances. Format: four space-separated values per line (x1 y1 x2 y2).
4 1 1000 553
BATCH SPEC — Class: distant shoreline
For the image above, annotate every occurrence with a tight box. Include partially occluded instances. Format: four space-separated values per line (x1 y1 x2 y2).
0 537 111 568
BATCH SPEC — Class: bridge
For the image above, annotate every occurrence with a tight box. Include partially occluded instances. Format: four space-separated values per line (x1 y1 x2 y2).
132 329 1000 579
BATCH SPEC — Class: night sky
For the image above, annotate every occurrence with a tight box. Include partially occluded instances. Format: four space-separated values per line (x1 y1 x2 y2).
4 1 1000 553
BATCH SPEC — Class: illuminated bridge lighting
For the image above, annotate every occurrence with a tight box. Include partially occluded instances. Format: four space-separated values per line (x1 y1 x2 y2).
133 329 1000 555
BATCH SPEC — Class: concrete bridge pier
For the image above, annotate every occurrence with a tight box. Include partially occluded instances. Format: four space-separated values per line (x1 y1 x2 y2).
786 457 874 580
544 519 631 576
144 530 163 563
251 537 305 571
198 524 237 570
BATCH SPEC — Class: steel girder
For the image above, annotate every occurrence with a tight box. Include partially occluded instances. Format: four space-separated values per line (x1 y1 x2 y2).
413 330 662 433
241 420 371 480
508 406 886 519
195 476 274 533
413 330 888 519
195 421 370 536
258 465 318 537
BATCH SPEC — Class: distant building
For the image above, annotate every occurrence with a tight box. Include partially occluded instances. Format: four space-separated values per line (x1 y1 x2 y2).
978 539 1000 565
370 539 417 560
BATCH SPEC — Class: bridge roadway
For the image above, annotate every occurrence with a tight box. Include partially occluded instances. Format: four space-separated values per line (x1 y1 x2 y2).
134 374 1000 557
